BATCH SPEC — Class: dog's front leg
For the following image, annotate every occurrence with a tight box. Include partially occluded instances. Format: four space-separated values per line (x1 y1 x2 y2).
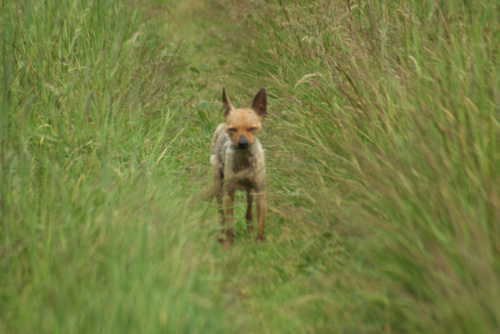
246 190 254 233
214 170 226 243
223 189 235 248
256 191 266 242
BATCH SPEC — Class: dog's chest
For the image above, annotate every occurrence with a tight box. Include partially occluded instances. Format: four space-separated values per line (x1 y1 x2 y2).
232 152 255 171
224 145 265 190
228 152 258 182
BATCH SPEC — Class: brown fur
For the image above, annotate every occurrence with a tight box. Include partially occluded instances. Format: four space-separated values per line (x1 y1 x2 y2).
210 88 267 248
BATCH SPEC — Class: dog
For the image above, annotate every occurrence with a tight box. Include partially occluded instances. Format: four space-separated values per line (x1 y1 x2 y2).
210 88 267 248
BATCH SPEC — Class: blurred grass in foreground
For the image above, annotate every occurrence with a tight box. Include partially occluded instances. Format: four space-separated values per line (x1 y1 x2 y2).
0 1 231 333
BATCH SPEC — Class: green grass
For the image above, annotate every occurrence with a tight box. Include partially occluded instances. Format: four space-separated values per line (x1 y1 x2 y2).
1 0 499 333
218 0 500 332
0 1 231 333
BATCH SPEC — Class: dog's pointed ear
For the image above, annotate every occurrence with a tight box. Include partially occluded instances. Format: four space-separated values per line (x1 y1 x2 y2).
222 88 233 117
251 88 267 118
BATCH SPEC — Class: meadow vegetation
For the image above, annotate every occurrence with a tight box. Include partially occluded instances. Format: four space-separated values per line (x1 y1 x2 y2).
1 0 499 333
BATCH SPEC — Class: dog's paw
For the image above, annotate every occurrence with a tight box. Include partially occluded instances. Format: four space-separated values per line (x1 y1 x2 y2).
224 238 233 249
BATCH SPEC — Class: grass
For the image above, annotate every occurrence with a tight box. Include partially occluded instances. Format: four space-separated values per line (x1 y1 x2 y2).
1 1 232 332
219 0 500 332
1 0 499 333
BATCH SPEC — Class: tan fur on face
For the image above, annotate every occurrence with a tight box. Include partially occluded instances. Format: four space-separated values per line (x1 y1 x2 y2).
224 108 262 148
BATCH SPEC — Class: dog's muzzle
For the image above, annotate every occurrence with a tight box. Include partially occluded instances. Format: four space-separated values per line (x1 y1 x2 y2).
237 135 249 149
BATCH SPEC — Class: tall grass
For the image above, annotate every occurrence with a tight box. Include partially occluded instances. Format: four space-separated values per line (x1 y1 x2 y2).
0 1 231 332
2 0 499 332
223 0 500 332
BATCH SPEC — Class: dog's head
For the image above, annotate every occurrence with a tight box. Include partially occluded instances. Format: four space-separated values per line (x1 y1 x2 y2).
222 88 267 150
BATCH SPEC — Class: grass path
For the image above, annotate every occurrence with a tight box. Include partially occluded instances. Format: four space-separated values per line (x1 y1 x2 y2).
160 2 362 333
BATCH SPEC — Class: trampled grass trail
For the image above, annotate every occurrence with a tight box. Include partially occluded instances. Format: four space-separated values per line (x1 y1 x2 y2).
164 2 347 331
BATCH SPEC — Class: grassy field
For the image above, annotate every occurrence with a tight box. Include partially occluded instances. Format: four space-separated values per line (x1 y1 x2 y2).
1 0 499 333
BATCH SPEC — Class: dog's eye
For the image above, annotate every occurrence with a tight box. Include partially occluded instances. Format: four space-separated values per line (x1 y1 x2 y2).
227 128 237 132
248 127 258 132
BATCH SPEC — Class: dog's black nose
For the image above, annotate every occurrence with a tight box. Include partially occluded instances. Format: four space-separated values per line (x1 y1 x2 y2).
237 135 249 149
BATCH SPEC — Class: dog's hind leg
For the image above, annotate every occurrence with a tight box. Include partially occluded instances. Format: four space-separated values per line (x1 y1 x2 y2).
246 190 254 233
